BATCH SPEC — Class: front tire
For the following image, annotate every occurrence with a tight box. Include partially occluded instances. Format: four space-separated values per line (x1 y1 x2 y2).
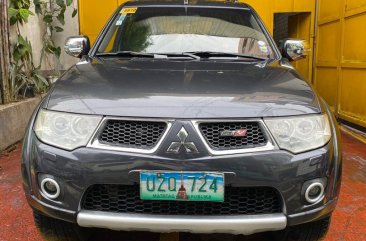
33 210 92 241
274 216 331 241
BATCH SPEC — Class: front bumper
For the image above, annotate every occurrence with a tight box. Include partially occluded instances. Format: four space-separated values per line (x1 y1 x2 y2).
25 189 337 235
22 132 341 234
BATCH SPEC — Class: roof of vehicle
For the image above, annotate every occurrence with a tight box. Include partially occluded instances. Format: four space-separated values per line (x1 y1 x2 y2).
121 0 252 8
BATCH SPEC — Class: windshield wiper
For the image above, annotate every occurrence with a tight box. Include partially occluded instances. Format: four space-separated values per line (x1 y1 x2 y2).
96 51 157 58
155 52 201 60
96 51 200 60
96 51 264 61
186 51 268 61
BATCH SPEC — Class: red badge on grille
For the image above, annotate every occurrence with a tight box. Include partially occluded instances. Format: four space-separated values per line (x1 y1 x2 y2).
220 129 248 137
233 129 248 137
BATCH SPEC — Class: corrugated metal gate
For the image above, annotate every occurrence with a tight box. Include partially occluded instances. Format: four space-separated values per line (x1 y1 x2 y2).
315 0 366 128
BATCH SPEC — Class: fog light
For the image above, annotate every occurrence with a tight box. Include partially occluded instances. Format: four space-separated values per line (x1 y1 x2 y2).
305 182 324 204
41 178 60 199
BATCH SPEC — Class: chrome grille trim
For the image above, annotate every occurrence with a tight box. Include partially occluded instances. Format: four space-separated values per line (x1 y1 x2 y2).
87 117 173 154
87 117 277 155
192 119 278 155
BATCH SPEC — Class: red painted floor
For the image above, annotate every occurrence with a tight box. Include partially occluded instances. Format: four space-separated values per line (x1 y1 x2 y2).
0 132 365 241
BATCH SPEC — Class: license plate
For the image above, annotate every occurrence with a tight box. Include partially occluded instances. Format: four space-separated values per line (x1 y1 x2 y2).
140 171 224 202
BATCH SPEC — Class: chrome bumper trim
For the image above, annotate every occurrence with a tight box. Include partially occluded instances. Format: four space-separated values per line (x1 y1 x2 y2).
77 211 287 235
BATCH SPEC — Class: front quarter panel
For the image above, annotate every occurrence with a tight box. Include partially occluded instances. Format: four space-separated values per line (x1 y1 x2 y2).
21 93 51 195
321 98 342 200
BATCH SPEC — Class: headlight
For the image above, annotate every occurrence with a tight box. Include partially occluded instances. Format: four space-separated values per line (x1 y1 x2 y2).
264 114 331 154
34 109 102 150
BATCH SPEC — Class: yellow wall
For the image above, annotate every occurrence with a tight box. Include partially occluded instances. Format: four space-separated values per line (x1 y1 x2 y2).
315 0 366 128
78 0 127 44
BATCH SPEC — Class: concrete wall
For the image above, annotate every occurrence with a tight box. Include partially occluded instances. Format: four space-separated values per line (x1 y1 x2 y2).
0 97 41 151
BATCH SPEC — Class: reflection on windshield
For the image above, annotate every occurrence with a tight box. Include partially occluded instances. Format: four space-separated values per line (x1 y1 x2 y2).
144 35 269 57
98 7 274 59
118 18 151 52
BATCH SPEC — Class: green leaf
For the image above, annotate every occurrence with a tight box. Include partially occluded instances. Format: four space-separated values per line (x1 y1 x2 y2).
56 0 65 7
17 45 28 56
54 47 61 58
13 49 22 62
60 7 66 15
43 14 53 23
57 14 65 25
35 74 49 86
46 44 55 54
17 35 27 46
10 17 18 25
66 0 73 6
19 8 30 22
46 43 59 56
21 0 31 9
72 8 77 17
14 35 32 61
55 26 64 32
8 8 19 18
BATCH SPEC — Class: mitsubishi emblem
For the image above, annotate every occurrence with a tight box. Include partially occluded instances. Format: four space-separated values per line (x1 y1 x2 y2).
167 127 199 154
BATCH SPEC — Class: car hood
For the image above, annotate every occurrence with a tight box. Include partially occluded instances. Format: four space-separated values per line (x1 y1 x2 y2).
47 58 321 118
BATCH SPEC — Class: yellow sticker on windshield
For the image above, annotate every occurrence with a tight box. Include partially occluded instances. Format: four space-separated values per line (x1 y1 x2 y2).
120 7 137 14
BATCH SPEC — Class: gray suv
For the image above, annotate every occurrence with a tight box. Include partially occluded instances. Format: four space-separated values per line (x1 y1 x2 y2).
22 1 342 241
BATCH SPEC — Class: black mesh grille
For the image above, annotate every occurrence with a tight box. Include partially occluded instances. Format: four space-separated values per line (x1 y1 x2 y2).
82 185 282 215
199 122 267 150
98 120 167 149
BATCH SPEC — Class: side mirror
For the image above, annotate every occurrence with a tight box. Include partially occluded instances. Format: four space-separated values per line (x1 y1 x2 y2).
280 39 306 62
64 36 90 58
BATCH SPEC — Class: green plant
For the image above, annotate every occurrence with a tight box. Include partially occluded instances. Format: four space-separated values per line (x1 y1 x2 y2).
9 63 27 101
8 0 76 101
9 0 33 25
8 35 48 101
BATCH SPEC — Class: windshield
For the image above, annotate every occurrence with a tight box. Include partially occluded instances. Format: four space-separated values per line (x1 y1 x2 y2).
97 6 275 59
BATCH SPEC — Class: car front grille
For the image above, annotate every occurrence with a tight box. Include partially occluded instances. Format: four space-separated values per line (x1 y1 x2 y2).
199 122 267 150
82 185 282 215
98 120 167 149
